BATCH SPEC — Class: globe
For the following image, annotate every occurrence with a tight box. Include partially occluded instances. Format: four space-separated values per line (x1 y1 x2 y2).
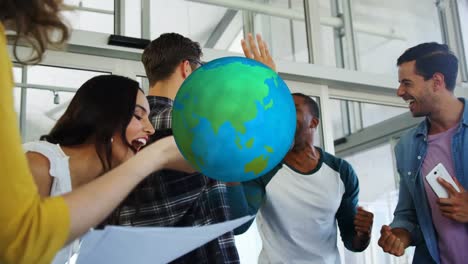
172 56 296 182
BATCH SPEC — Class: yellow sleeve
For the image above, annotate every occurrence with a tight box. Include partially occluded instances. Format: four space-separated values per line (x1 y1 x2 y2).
0 24 70 264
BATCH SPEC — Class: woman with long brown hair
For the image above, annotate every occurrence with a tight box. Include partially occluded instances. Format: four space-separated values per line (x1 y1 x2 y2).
25 74 157 263
0 2 191 264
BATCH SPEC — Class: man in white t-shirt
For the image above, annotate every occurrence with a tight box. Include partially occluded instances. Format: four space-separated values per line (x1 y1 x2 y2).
231 93 374 264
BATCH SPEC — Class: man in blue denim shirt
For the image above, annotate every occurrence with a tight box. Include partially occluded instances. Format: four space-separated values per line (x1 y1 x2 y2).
377 43 468 264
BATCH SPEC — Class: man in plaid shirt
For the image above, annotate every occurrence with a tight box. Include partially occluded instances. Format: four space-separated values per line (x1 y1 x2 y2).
113 33 240 264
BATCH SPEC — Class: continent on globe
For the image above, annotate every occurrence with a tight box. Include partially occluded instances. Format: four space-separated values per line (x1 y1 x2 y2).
172 56 296 182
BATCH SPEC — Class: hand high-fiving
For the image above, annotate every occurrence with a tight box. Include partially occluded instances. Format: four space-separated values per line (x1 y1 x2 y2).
241 33 276 72
437 176 468 223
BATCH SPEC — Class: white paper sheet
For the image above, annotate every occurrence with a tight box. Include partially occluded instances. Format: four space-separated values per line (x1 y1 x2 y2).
76 216 254 264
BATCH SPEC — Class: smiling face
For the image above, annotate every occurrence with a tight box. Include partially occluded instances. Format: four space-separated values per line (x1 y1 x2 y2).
397 60 435 117
111 90 155 164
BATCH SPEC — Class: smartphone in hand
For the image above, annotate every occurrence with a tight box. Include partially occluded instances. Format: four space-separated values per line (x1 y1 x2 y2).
425 163 460 198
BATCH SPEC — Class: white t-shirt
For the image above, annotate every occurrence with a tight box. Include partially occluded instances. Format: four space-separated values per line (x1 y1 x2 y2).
257 148 360 264
24 141 79 264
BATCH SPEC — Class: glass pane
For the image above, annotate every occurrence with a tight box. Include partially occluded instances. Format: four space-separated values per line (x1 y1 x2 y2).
13 67 23 133
321 25 338 67
24 89 76 142
136 76 150 95
27 65 106 88
343 143 415 264
65 0 114 11
352 0 442 76
150 0 229 46
21 66 109 142
330 99 362 139
124 0 142 38
331 99 407 139
62 10 114 34
318 0 338 66
228 29 244 53
344 144 397 202
13 67 22 83
458 0 468 81
13 88 21 124
254 14 309 63
149 0 307 62
361 103 407 127
348 101 362 133
136 76 143 88
253 0 308 63
330 99 347 139
312 96 323 148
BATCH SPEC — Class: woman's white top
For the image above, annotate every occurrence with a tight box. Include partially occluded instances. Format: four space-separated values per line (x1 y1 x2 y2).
23 141 79 264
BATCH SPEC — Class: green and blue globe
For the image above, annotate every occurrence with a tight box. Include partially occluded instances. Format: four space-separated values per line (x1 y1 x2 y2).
172 56 295 182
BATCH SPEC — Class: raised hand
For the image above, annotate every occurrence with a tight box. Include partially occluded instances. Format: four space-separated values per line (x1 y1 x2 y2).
437 176 468 223
241 33 276 71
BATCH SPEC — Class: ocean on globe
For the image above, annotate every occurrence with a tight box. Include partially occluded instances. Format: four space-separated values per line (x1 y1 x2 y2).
172 56 296 182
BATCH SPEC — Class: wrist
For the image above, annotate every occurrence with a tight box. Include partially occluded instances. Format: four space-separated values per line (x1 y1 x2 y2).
133 146 165 177
353 232 371 251
391 228 412 248
356 231 371 239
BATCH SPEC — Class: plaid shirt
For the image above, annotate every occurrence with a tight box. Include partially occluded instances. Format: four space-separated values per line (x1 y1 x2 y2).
116 96 240 264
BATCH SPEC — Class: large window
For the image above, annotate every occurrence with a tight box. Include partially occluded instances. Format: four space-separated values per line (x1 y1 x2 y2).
252 0 309 63
13 67 23 126
344 143 398 203
150 1 237 50
62 0 144 38
27 65 104 88
149 0 308 62
14 65 109 142
318 0 340 67
330 99 407 140
352 0 442 75
458 0 468 82
24 89 76 142
342 142 414 264
361 102 407 127
63 0 115 34
124 0 142 38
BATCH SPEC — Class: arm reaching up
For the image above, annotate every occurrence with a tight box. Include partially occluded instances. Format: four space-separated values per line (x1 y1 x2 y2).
241 33 276 71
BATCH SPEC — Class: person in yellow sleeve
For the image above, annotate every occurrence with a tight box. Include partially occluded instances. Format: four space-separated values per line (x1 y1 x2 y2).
0 1 192 264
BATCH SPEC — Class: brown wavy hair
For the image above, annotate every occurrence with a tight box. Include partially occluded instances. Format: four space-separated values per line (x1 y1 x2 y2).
41 75 141 172
0 0 70 64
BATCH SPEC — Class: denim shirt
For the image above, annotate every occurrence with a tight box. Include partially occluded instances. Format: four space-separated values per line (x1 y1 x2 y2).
391 98 468 264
